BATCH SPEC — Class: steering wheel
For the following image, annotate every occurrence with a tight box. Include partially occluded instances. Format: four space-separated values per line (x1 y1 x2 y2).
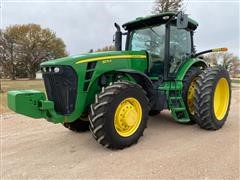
145 40 159 49
170 41 181 51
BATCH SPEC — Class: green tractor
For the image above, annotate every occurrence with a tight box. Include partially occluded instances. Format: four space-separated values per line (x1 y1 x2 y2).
8 12 231 149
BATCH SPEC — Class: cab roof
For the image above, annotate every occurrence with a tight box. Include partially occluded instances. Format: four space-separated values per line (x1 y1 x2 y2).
122 12 198 31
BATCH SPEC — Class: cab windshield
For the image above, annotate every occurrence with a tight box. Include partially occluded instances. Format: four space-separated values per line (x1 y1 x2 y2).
128 25 166 61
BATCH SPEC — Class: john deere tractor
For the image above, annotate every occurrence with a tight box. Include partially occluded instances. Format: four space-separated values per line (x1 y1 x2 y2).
8 12 231 149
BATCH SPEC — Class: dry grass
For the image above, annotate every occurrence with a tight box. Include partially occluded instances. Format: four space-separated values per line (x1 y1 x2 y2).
0 79 45 113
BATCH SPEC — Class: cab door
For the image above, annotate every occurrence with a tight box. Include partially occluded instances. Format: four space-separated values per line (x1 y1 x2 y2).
167 25 192 78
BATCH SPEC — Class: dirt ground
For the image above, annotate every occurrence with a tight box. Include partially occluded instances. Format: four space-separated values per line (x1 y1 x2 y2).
1 89 239 179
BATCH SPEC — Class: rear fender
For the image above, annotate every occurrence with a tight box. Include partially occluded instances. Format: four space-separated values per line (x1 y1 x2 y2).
176 59 208 80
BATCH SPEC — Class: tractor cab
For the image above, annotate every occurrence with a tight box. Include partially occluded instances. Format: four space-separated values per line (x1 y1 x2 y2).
118 12 198 80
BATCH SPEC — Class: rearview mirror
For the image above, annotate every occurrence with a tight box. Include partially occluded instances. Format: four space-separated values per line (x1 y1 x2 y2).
177 12 188 29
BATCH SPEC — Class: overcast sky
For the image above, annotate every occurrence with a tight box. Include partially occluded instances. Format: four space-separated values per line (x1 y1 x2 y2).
1 0 239 57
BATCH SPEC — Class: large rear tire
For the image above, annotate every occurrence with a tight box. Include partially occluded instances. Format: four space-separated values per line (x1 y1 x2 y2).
89 81 149 149
194 66 231 130
182 66 202 124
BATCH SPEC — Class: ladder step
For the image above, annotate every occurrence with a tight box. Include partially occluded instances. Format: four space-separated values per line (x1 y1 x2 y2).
177 118 190 123
169 97 182 100
173 107 186 112
167 86 190 122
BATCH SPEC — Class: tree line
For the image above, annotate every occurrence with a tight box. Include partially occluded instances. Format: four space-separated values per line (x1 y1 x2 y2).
88 45 115 53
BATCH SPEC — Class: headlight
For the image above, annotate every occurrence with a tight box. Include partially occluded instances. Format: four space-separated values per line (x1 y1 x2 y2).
54 67 60 73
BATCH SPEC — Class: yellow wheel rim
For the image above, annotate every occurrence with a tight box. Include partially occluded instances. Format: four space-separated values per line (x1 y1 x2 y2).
214 78 230 120
114 97 142 137
187 78 198 115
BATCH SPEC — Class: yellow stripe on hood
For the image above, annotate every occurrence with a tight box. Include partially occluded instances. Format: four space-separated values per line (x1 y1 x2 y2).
76 55 146 64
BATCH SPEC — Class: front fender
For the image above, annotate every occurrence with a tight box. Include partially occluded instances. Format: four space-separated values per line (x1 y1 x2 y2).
85 69 154 109
116 69 154 97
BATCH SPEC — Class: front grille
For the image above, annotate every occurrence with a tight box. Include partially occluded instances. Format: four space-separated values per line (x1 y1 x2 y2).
41 65 77 115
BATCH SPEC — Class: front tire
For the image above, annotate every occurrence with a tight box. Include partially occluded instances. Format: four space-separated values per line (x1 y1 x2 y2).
89 81 149 149
194 66 231 130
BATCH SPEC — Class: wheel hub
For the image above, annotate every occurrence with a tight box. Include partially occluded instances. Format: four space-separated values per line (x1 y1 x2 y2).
124 108 137 126
214 78 230 120
187 78 198 115
114 98 142 137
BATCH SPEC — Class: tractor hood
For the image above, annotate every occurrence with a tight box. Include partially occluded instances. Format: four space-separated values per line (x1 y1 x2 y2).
40 51 147 67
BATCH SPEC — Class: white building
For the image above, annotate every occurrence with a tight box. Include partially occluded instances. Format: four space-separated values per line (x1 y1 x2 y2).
35 71 42 79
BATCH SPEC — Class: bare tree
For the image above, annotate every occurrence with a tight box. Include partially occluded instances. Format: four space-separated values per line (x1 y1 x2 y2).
204 52 219 66
152 0 183 14
204 52 240 77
